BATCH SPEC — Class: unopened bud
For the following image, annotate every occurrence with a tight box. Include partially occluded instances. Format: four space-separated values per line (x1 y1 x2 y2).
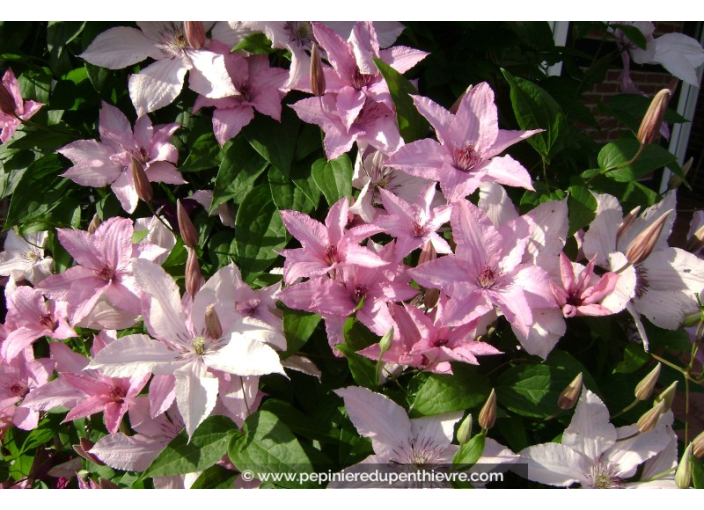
558 373 583 410
668 157 692 190
205 303 223 339
379 327 393 354
87 213 101 235
98 478 120 489
655 381 677 412
478 389 497 430
683 310 704 328
692 430 704 459
177 199 199 248
184 21 206 50
131 157 152 202
637 398 667 433
687 221 704 254
0 79 17 115
675 442 693 489
423 289 440 309
457 414 473 445
624 210 672 266
635 363 661 401
616 206 641 245
450 84 473 115
310 42 326 96
72 438 104 465
418 241 437 266
637 88 672 146
185 247 202 297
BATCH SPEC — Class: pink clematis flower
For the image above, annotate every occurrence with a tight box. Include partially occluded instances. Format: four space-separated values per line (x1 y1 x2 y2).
520 387 676 488
1 286 75 361
410 199 556 354
59 102 184 213
373 184 452 260
279 197 385 284
193 41 288 146
87 259 286 438
0 230 53 290
80 22 237 116
0 348 54 431
36 217 157 325
386 83 541 202
0 68 44 144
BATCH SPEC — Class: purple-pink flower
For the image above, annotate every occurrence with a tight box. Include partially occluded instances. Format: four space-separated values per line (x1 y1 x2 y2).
0 68 43 144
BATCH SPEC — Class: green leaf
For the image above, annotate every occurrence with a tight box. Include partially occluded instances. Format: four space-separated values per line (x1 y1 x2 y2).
496 350 598 419
336 344 378 389
567 183 597 236
180 131 223 172
410 364 491 418
130 229 149 244
17 68 52 104
645 321 692 352
212 137 269 210
244 108 300 177
311 154 353 206
453 432 485 467
501 69 567 161
233 32 274 54
235 185 288 280
374 57 429 143
282 308 321 357
598 139 676 182
228 410 317 488
613 343 649 374
46 21 86 75
605 94 688 133
693 459 704 489
190 465 237 489
343 318 379 351
143 416 238 478
268 165 317 214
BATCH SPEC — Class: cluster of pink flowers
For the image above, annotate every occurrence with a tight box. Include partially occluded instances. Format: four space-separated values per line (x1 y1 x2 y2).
1 21 703 489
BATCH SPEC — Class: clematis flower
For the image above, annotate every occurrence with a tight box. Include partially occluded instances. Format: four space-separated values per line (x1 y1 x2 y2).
410 199 556 354
332 386 517 488
59 102 184 213
520 387 676 488
0 68 43 144
36 217 157 325
1 286 75 361
193 41 288 146
0 230 53 291
386 83 540 202
0 348 54 431
87 259 286 438
80 22 237 116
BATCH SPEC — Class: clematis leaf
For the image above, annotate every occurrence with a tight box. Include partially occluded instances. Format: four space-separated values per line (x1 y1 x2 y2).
228 410 317 488
453 432 486 468
282 307 321 357
143 415 239 478
311 154 353 207
212 137 268 210
410 364 491 418
336 344 377 390
244 107 300 177
190 465 238 489
597 139 680 183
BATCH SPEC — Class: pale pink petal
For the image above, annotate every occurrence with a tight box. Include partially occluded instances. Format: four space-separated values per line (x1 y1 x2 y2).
480 154 534 191
80 27 162 69
110 170 138 214
149 374 176 418
129 58 188 116
88 334 181 377
562 388 616 461
410 95 455 146
59 140 123 187
211 106 255 145
485 128 543 159
583 192 622 268
520 443 587 487
379 46 428 74
337 86 366 130
91 432 168 472
206 336 285 377
188 50 237 99
174 363 219 439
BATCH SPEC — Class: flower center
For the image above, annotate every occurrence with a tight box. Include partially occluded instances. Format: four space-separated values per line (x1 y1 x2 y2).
39 313 57 331
284 21 313 48
411 222 427 238
237 83 252 102
433 337 449 347
325 244 339 265
237 299 260 317
192 336 207 356
108 386 126 402
391 435 446 468
95 265 115 282
353 285 368 303
453 145 481 172
351 68 374 90
634 265 650 299
477 265 498 289
586 460 624 489
9 381 28 399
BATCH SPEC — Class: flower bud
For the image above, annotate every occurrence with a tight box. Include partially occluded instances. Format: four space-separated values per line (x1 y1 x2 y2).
683 310 704 328
655 380 677 412
310 42 326 96
205 303 222 339
692 430 704 459
624 210 672 266
177 199 199 248
558 373 583 410
637 88 672 146
0 79 17 115
686 221 704 255
87 213 102 235
478 389 497 430
423 289 440 310
457 414 473 445
131 157 153 202
379 326 393 355
185 247 203 297
72 438 104 466
184 21 206 50
418 240 437 266
675 442 693 489
634 363 661 401
668 157 692 190
616 206 640 245
637 398 667 433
